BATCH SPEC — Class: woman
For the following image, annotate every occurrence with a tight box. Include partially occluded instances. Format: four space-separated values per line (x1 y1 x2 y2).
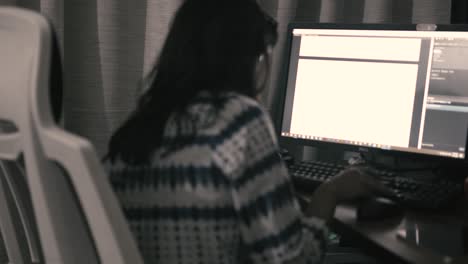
105 0 387 263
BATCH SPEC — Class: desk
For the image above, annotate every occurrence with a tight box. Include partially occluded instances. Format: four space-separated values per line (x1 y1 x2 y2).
331 199 468 264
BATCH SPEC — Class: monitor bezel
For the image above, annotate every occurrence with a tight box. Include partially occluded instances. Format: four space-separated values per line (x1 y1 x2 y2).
276 22 468 162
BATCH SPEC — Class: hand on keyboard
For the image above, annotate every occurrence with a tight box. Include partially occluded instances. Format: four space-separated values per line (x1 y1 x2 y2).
326 166 394 203
302 166 393 221
290 161 464 210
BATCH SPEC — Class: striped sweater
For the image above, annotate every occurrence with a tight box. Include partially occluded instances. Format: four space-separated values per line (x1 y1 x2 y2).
107 92 328 264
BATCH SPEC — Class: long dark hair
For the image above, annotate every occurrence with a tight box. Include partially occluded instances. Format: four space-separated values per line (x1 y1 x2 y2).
105 0 278 165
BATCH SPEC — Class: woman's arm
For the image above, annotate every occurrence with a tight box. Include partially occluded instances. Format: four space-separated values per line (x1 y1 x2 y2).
214 103 328 264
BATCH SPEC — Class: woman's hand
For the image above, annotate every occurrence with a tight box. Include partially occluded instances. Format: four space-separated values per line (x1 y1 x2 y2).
326 166 393 202
304 166 392 221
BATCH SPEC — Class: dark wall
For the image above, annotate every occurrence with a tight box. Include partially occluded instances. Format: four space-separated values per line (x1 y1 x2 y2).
452 0 468 23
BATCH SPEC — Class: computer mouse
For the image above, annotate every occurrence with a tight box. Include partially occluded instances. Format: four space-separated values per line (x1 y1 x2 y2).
356 196 404 222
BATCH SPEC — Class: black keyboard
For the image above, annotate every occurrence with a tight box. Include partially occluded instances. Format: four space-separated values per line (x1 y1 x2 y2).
289 160 464 210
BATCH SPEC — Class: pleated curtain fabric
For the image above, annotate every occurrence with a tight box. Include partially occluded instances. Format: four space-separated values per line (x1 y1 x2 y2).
62 0 183 156
0 0 453 157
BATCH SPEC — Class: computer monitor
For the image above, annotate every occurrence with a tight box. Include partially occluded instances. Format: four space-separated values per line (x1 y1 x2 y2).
278 23 468 160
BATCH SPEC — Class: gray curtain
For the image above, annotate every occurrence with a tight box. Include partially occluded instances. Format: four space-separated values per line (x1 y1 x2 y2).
62 0 183 156
0 0 452 158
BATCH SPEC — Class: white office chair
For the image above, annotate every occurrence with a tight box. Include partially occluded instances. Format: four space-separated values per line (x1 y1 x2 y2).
0 156 42 264
0 7 144 264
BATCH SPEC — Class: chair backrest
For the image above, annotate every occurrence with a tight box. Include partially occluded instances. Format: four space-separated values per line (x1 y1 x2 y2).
0 7 144 264
0 158 43 264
